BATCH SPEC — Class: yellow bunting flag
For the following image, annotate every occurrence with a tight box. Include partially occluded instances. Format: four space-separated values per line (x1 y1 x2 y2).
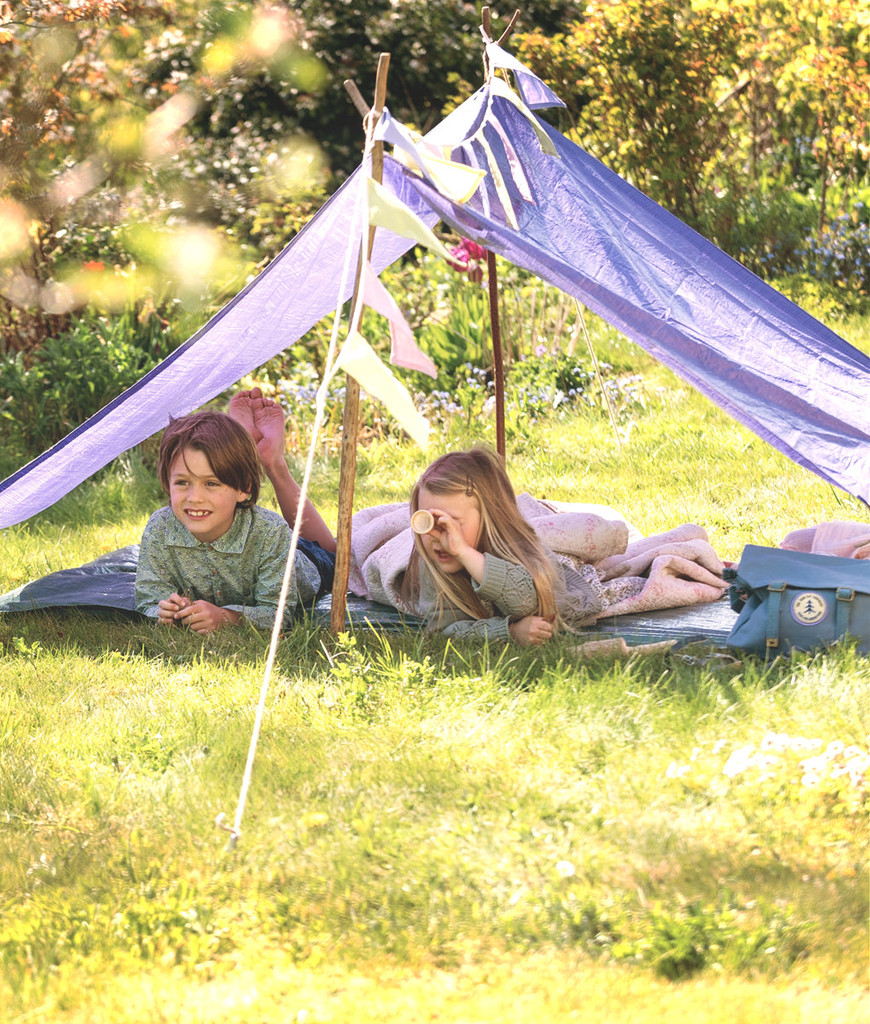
478 137 519 230
333 330 430 448
378 111 485 204
367 178 453 261
488 76 558 157
414 149 487 204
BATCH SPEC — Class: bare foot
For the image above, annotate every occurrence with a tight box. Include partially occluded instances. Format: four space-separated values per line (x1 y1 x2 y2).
250 393 287 467
229 385 335 552
230 387 287 465
229 388 261 443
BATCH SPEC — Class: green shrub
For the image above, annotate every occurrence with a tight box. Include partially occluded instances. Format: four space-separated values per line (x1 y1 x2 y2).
768 275 858 327
611 895 809 981
789 202 870 309
0 310 175 461
695 184 817 279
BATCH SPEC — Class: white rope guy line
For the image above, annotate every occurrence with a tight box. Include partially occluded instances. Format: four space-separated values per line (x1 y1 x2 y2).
574 297 622 450
217 132 379 850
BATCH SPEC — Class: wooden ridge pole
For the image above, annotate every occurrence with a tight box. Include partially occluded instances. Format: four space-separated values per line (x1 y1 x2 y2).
481 7 520 461
330 53 391 634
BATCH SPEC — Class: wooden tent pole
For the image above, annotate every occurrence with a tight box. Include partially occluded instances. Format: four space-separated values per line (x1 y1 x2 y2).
481 7 520 461
330 53 391 635
487 250 506 459
481 6 521 50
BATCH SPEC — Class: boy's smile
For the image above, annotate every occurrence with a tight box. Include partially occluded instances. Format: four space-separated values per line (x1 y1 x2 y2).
168 447 249 544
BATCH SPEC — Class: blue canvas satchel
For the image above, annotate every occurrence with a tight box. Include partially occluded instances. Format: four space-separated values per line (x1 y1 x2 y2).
725 544 870 656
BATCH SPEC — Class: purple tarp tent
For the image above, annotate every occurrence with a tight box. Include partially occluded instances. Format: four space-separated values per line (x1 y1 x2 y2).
1 72 868 529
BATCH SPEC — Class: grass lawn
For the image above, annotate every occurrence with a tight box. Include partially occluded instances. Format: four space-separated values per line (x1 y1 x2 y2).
0 330 868 1022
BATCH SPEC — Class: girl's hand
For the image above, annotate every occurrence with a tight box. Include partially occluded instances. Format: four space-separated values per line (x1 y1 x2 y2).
509 615 554 647
416 487 484 581
429 510 473 560
426 509 485 581
173 599 241 634
157 592 190 626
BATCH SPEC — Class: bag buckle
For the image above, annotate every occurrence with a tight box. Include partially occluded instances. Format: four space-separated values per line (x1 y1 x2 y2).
765 582 787 650
836 587 855 602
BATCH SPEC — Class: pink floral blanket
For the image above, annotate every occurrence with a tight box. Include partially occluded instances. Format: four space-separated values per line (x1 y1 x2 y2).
780 520 870 560
348 495 729 622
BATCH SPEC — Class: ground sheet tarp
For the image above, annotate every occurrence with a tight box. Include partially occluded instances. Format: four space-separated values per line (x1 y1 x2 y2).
0 547 738 646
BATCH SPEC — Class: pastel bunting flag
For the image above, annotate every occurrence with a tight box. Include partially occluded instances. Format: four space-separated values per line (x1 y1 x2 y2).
367 177 453 261
489 116 534 205
414 150 486 204
478 136 519 229
488 76 558 157
485 43 566 110
375 109 486 204
333 329 430 448
360 262 437 378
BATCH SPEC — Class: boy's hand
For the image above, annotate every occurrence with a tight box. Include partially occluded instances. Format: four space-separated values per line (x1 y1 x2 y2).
509 615 554 646
174 599 241 634
157 592 190 625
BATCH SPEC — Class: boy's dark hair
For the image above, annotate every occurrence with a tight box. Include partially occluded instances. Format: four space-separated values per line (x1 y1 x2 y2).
157 411 261 508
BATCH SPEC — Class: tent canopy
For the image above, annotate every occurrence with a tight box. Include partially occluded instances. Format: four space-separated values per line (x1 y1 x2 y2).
1 69 868 529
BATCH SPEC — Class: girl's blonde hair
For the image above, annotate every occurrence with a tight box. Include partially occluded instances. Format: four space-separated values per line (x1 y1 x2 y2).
401 448 558 624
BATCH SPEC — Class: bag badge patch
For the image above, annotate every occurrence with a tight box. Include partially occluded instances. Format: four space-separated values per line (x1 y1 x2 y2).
791 592 828 625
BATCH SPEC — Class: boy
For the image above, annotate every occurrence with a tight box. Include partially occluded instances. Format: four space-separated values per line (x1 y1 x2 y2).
135 411 321 633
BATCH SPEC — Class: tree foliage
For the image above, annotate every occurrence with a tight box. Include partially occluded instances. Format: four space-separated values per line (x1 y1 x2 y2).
517 0 747 221
737 0 869 228
514 0 869 238
0 1 330 353
0 0 867 363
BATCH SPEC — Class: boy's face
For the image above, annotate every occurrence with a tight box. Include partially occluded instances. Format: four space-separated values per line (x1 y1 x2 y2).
168 447 249 544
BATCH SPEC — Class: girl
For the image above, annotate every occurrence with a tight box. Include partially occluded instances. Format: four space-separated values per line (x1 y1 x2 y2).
135 410 323 634
400 448 604 645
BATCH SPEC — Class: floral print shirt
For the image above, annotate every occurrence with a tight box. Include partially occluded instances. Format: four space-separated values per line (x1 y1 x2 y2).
135 505 320 629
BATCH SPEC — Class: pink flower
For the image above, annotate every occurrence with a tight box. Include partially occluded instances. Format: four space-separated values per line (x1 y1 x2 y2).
447 238 487 283
82 260 105 272
463 239 487 261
